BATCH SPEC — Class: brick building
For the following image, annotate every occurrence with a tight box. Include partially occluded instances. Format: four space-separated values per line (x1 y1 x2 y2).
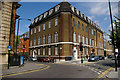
29 1 109 60
17 31 29 57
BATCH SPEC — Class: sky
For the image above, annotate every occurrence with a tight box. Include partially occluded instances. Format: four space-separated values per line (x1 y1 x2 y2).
16 1 119 41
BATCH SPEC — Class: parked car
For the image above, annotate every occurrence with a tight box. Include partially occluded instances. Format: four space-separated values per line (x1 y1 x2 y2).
98 55 105 60
28 56 37 61
88 56 99 62
37 57 54 62
37 57 46 62
108 55 114 59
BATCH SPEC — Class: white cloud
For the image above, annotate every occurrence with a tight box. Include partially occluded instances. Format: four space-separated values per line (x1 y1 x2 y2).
89 2 118 16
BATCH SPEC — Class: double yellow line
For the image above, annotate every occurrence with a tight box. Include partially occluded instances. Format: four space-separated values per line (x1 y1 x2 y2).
95 67 113 80
0 64 50 78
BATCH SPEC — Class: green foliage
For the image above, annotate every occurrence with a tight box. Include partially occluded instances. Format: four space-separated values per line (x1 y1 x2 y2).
109 16 120 48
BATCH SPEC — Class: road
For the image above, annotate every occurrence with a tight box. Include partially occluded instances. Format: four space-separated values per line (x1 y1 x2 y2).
2 59 115 80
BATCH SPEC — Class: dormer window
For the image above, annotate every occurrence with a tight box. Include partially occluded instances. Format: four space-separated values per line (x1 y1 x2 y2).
39 15 43 21
49 9 53 15
55 5 60 12
35 17 38 23
44 12 48 18
71 5 74 12
31 20 34 24
76 9 79 15
80 12 83 18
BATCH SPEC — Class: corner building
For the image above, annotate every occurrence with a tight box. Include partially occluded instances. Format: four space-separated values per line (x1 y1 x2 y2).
29 2 104 60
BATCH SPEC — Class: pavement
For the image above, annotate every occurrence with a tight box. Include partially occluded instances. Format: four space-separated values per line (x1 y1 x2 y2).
1 61 47 76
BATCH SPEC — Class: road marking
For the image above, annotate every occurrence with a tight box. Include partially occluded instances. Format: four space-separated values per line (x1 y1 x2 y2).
95 67 113 80
0 65 50 78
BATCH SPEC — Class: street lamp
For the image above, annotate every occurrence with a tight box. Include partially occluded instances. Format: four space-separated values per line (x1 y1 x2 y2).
15 18 31 54
108 0 117 71
59 46 62 61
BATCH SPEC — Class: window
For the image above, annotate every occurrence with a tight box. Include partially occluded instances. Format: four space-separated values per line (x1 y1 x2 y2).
39 26 40 32
86 26 88 32
79 48 81 55
86 37 88 44
48 34 51 43
31 29 32 35
55 33 58 42
49 9 53 15
92 29 93 35
92 39 94 46
38 49 40 55
78 35 80 43
49 21 51 28
55 18 58 26
86 48 88 55
43 24 45 30
73 18 75 26
30 40 32 46
44 12 48 18
71 5 74 12
82 36 84 44
95 40 96 46
43 35 45 44
35 17 38 23
76 9 79 15
38 37 40 45
48 48 51 55
78 21 80 28
55 47 58 55
90 38 91 45
39 15 43 21
34 38 36 45
82 24 84 31
34 28 36 33
43 48 45 55
55 5 60 12
73 32 76 42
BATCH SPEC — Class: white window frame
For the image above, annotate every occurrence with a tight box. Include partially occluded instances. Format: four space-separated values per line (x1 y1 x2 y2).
49 9 53 15
48 34 51 44
39 26 40 32
43 24 45 30
90 38 91 45
55 47 58 55
38 37 40 45
39 15 43 21
48 48 51 55
44 12 48 18
71 5 74 12
86 37 88 45
78 35 80 43
43 35 45 44
55 5 60 12
73 32 76 42
34 28 36 33
38 49 40 55
49 21 51 28
82 36 84 44
92 29 93 35
55 18 58 26
43 48 45 55
76 9 79 15
55 33 58 43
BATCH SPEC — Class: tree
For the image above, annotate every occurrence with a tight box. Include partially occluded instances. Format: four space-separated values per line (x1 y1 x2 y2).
109 16 120 49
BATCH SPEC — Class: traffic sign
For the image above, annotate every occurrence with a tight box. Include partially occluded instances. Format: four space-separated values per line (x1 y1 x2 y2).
7 46 12 50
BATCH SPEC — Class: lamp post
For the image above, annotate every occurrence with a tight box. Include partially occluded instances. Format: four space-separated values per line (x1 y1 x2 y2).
15 18 31 54
59 46 62 61
108 0 117 71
